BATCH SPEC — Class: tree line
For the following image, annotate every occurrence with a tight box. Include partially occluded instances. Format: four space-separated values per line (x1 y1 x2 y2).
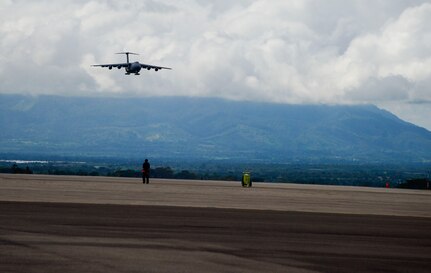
1 162 430 189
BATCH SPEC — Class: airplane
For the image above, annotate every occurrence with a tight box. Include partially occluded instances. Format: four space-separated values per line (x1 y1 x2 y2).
92 52 171 75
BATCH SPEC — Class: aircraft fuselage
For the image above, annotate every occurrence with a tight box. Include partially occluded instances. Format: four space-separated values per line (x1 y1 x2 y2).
125 62 141 75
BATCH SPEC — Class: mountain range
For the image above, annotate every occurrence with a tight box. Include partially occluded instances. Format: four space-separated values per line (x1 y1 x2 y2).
1 94 431 163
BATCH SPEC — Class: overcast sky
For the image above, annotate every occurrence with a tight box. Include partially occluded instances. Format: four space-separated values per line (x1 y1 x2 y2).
1 0 431 129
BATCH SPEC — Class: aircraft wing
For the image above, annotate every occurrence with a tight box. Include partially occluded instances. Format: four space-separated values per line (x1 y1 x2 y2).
140 63 172 70
92 63 128 68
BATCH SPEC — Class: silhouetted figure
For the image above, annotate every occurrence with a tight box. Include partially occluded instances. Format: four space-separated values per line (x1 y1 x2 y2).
25 166 33 174
142 159 150 184
11 164 19 174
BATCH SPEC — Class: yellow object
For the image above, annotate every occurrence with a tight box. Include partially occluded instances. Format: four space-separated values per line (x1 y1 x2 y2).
242 172 252 187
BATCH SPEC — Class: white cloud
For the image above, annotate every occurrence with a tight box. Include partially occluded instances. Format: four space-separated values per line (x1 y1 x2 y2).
0 0 430 128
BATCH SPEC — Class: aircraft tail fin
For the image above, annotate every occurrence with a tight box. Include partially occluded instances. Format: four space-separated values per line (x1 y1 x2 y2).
115 52 138 63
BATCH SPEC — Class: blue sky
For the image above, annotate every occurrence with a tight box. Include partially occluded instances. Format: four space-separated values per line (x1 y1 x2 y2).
1 0 430 129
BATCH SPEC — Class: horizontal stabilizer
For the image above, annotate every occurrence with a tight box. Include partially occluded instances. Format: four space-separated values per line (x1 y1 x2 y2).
116 52 139 55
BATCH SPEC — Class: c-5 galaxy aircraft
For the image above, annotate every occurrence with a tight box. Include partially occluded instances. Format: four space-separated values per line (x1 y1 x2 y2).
92 52 171 75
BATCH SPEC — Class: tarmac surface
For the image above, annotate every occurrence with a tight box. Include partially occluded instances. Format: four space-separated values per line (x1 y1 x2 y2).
1 173 431 272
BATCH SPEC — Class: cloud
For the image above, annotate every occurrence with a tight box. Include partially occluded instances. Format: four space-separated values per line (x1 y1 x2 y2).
0 0 430 105
332 3 431 103
346 75 412 102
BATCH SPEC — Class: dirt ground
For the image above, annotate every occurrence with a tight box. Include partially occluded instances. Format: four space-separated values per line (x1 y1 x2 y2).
1 174 430 272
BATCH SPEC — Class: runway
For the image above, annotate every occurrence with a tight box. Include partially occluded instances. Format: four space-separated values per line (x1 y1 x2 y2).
1 174 430 272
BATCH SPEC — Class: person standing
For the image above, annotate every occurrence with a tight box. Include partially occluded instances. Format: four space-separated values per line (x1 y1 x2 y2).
142 159 150 184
